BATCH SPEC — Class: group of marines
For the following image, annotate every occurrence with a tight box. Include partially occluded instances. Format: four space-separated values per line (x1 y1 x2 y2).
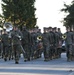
0 25 74 64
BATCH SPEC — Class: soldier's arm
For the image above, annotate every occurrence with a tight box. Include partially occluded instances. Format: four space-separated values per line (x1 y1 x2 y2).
18 30 23 39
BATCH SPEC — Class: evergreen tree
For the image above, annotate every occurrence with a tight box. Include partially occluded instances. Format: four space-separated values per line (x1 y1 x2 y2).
61 1 74 30
2 0 37 29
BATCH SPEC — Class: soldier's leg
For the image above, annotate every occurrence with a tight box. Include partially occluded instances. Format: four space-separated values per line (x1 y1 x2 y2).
57 48 61 58
56 45 61 58
43 46 47 61
13 45 20 64
23 45 29 61
55 47 57 58
56 47 59 58
49 46 52 60
0 43 1 57
66 45 70 61
34 44 38 59
69 45 73 61
8 46 12 60
53 45 57 59
72 44 74 60
30 45 34 60
2 46 5 59
33 44 37 59
66 45 71 61
4 46 8 61
27 44 31 61
51 46 55 59
44 45 50 61
66 51 69 61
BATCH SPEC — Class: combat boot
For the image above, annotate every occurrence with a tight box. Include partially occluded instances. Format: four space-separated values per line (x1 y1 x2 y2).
44 58 49 61
15 61 19 64
24 58 27 62
67 56 71 62
28 58 30 61
4 58 7 61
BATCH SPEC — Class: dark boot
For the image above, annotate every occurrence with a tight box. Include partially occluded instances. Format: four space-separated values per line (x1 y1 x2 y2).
15 61 19 64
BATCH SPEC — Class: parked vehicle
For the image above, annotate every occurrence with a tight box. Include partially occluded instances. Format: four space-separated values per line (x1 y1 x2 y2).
62 40 66 52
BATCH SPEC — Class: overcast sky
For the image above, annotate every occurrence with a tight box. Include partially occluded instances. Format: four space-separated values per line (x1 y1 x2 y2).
0 0 73 33
35 0 73 33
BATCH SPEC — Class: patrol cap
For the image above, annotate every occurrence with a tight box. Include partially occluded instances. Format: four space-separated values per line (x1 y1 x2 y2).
43 27 47 29
54 27 57 29
48 27 52 30
52 27 56 30
58 28 60 30
58 28 60 31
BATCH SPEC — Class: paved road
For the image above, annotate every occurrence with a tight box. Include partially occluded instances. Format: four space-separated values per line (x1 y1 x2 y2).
0 53 74 75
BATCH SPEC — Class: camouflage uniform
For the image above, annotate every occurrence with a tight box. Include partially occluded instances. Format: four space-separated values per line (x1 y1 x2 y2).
11 27 23 64
71 31 74 60
33 28 43 59
57 29 62 58
22 28 31 61
8 32 13 60
31 31 38 59
48 27 55 60
36 30 43 58
42 28 50 61
0 35 2 57
65 30 73 61
1 30 9 61
52 27 60 59
29 30 34 60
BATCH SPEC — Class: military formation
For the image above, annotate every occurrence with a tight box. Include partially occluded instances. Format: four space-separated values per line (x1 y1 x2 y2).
0 24 74 64
0 25 44 64
42 27 62 61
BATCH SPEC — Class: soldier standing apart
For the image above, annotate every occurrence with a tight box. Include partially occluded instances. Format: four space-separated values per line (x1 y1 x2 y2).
64 27 73 61
11 26 23 64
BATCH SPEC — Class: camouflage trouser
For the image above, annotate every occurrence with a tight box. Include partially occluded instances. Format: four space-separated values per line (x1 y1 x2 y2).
13 45 20 62
50 45 54 59
37 42 43 58
30 45 34 59
43 44 50 60
34 43 40 58
66 44 72 61
22 44 31 60
72 45 74 56
3 45 9 60
0 43 2 57
8 46 13 60
57 48 61 57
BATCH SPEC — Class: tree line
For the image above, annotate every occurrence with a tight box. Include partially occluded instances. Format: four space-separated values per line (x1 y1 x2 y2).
0 0 74 30
0 0 37 30
61 0 74 30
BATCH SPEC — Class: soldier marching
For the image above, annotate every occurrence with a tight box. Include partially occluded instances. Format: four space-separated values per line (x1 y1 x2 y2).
1 23 74 64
